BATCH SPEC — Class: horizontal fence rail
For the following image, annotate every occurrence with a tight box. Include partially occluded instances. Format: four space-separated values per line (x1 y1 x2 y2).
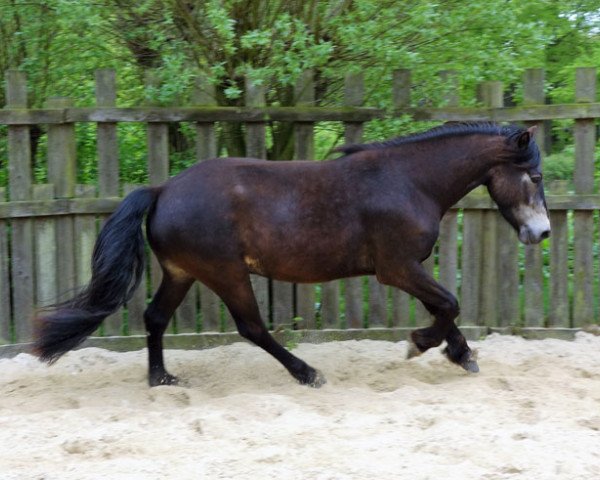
1 104 600 125
3 194 600 221
0 66 599 356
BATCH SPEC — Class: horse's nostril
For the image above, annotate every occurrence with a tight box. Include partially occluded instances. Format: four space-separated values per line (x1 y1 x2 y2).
540 230 550 240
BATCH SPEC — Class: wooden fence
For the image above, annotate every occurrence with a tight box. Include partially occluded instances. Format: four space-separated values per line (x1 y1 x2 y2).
0 67 598 354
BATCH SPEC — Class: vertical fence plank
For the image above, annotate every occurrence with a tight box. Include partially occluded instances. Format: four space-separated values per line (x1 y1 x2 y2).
147 120 169 292
33 185 57 309
73 184 97 299
549 205 569 327
7 70 34 342
294 70 317 329
244 76 272 330
438 211 458 300
496 221 520 328
573 67 597 326
0 188 10 343
495 74 525 328
47 97 77 312
145 74 170 312
96 69 119 197
94 70 125 332
193 78 222 332
389 69 412 327
522 69 546 327
343 73 381 329
193 76 218 162
459 202 483 326
480 81 503 327
480 211 499 327
495 83 520 324
72 185 101 333
437 71 459 309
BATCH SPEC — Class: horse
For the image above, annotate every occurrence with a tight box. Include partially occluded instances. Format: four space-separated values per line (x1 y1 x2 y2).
33 122 550 387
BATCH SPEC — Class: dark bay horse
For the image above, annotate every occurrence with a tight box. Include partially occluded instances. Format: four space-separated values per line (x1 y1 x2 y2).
33 122 550 387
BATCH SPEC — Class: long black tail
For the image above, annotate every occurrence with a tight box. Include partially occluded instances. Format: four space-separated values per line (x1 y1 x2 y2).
33 187 159 363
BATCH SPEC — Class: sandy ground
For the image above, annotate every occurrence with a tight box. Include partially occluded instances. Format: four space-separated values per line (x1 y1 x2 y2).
0 333 599 480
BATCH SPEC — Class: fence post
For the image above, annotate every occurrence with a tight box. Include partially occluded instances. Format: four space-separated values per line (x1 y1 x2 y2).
294 70 317 329
46 97 77 308
7 70 34 342
549 182 569 327
95 69 126 334
193 75 218 161
438 72 459 302
33 185 57 310
244 76 271 329
572 67 597 326
0 188 9 343
495 120 521 329
544 69 571 327
521 69 547 328
144 75 170 324
96 69 119 196
340 72 369 329
192 75 221 332
389 69 412 328
458 83 492 327
74 184 97 303
480 82 502 328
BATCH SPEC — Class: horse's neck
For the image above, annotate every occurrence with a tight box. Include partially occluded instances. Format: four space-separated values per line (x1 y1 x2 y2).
399 142 495 214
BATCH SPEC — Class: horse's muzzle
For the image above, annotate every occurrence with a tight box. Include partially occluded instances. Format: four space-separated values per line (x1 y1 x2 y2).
519 224 551 245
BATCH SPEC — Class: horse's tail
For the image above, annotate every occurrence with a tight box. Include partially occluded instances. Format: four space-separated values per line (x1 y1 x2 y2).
33 187 159 363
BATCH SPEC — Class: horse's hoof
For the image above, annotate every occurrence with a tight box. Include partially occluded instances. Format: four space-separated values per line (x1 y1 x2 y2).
309 369 327 388
461 358 480 373
443 347 479 373
406 339 423 359
298 368 327 388
459 349 479 373
149 372 180 387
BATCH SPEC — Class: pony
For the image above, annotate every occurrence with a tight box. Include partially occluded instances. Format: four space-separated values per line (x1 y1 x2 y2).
33 122 549 387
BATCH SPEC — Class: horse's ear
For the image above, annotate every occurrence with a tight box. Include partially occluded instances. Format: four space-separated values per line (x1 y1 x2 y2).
516 126 536 149
527 125 538 137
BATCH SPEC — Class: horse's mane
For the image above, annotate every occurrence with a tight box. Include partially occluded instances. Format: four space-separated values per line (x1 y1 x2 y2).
336 122 526 155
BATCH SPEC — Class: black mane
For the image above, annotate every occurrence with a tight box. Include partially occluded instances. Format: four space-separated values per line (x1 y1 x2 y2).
336 122 527 155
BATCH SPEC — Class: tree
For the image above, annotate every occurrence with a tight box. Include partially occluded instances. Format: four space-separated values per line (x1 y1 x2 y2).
1 0 598 181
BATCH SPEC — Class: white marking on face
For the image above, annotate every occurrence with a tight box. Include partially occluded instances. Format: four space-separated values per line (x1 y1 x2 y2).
521 173 533 186
513 173 551 244
513 196 550 245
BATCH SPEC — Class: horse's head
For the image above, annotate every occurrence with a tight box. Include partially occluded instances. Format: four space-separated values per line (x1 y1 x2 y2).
486 126 550 245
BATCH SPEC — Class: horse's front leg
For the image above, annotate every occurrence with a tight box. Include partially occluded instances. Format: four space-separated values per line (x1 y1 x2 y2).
377 261 479 373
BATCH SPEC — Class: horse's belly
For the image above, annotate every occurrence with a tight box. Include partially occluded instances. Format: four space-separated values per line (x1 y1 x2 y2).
244 241 373 283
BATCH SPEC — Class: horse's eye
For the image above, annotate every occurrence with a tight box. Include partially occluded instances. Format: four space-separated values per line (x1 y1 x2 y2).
530 173 542 184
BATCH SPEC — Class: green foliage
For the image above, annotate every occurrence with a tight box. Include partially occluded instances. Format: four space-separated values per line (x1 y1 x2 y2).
544 146 575 183
0 0 599 186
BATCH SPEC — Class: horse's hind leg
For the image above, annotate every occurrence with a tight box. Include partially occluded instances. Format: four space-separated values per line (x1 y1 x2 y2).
144 268 194 386
210 273 326 387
